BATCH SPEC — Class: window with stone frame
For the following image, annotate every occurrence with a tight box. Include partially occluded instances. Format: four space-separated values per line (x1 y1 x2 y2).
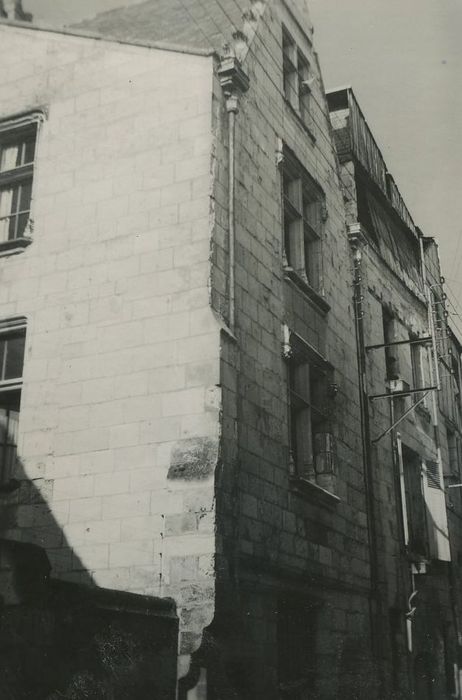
288 362 324 478
282 26 313 128
282 149 325 292
0 113 41 252
410 333 431 407
447 429 461 479
284 329 336 492
382 306 399 380
401 445 429 560
0 318 26 487
446 428 462 511
451 352 461 409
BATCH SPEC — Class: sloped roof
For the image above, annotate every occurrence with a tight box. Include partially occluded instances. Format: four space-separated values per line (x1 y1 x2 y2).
72 0 254 55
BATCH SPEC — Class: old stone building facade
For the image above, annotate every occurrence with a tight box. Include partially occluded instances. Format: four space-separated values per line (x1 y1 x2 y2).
0 1 461 698
328 86 462 699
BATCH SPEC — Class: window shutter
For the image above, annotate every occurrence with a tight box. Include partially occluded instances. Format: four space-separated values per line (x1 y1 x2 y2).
422 459 451 561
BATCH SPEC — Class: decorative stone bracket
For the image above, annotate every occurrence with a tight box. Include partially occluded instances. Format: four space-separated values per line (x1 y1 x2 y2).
347 222 368 251
218 56 250 113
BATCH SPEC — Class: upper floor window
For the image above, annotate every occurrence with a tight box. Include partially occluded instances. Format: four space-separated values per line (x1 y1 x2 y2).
282 149 325 294
401 445 429 560
398 439 451 562
446 428 462 511
447 429 460 479
282 27 312 129
284 327 337 496
289 361 325 481
410 334 430 408
0 113 42 253
451 353 461 403
382 306 399 380
0 318 26 487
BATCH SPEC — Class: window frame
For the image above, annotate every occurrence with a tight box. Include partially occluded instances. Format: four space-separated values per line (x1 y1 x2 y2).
401 445 429 560
382 306 399 380
410 333 431 410
283 327 337 499
451 352 461 405
288 360 327 481
0 317 26 488
282 26 313 131
0 111 44 255
447 428 461 480
282 148 325 296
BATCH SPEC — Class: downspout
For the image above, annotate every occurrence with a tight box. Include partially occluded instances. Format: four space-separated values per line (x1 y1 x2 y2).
228 106 237 331
348 224 384 688
218 57 249 333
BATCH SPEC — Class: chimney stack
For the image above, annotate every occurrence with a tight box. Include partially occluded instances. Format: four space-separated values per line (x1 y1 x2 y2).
0 0 32 21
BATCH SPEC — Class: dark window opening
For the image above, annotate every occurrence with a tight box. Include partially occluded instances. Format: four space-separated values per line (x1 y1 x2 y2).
451 353 461 405
382 306 399 380
0 320 26 486
289 361 328 482
282 149 324 292
282 27 313 130
402 445 428 559
447 429 460 479
285 332 337 494
0 389 20 485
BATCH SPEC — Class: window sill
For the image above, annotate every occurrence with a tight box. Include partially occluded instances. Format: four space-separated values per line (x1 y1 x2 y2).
284 98 316 144
0 237 32 257
289 475 340 509
284 267 330 314
0 379 22 392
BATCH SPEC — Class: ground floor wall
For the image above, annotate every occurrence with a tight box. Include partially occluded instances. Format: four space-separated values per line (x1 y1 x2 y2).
0 540 178 700
192 556 462 700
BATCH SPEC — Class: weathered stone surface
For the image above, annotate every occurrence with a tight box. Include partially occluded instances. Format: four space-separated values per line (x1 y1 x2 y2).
168 437 218 481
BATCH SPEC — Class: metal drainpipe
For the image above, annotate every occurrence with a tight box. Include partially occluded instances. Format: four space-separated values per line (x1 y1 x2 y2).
226 98 238 332
218 57 249 334
349 229 383 685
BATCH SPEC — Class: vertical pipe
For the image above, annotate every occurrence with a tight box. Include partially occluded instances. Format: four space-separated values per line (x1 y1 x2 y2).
350 238 383 686
225 98 238 333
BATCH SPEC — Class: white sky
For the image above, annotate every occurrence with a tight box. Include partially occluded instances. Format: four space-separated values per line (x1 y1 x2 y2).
25 0 462 319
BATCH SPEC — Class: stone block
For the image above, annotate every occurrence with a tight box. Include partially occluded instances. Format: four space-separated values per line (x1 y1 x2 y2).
102 493 150 520
109 540 154 568
68 497 102 523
